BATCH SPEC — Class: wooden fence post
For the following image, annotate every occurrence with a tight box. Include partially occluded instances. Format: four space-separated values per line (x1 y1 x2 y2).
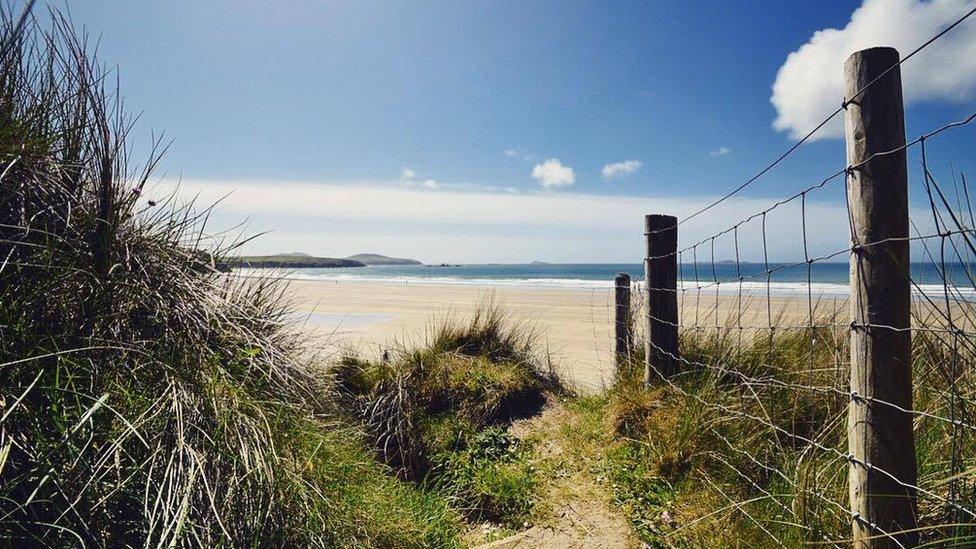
614 272 632 364
844 46 918 547
645 214 678 384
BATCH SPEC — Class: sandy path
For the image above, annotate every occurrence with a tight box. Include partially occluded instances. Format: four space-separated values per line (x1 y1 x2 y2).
283 279 823 392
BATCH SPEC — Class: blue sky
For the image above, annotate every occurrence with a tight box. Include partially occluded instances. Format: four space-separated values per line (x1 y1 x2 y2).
65 0 976 262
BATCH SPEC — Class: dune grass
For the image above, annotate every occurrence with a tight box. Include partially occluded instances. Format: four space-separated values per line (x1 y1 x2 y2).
0 11 564 545
0 8 460 547
595 309 976 547
334 303 564 530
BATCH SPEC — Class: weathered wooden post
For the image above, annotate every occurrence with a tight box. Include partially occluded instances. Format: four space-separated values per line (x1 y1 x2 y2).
644 214 678 383
614 272 632 364
844 46 918 547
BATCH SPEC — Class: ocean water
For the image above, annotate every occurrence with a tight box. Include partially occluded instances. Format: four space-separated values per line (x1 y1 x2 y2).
239 262 976 298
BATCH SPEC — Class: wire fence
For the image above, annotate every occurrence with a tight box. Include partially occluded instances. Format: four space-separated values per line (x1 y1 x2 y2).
609 7 976 547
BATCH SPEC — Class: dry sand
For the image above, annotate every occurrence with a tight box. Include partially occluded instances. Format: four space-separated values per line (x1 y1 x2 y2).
284 278 828 392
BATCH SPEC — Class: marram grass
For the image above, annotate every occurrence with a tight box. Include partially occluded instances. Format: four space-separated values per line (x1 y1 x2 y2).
0 8 459 547
603 307 976 547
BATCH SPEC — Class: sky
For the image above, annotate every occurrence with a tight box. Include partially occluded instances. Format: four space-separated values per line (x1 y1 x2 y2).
63 0 976 263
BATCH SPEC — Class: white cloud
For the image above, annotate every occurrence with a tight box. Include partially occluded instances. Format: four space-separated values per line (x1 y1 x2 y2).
150 177 871 262
771 0 976 140
710 147 731 157
503 149 519 157
400 167 417 181
531 158 575 187
601 159 643 179
401 168 439 189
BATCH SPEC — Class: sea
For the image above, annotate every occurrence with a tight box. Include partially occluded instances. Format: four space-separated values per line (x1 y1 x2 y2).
239 262 976 299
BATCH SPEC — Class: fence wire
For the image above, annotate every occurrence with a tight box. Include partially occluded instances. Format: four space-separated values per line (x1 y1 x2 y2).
610 8 976 546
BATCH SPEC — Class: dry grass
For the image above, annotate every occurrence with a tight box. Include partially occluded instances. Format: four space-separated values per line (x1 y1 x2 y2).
0 7 459 547
601 304 976 547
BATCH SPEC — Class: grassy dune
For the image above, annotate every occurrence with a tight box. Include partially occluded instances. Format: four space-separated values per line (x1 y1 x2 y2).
335 304 564 531
0 10 457 547
0 13 573 542
591 315 976 547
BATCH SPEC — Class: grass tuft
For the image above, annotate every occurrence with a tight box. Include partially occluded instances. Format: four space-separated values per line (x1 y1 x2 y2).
336 302 563 528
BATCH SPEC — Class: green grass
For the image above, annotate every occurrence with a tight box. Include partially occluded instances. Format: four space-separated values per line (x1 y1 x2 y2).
429 426 539 528
334 303 563 529
266 405 461 547
595 316 976 547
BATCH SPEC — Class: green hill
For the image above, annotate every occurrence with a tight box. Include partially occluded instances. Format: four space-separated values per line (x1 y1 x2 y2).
347 253 422 265
226 254 366 268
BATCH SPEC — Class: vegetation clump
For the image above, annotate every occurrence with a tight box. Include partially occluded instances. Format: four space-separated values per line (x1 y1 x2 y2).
335 304 564 528
0 9 459 547
598 312 976 547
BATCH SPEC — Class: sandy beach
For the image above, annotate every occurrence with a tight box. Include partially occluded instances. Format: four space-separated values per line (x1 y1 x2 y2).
285 278 831 391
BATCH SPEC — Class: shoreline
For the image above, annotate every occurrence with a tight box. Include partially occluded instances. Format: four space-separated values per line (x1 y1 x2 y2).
235 269 976 300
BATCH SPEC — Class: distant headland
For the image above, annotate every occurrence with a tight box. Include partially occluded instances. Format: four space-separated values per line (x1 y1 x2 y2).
223 252 422 269
347 253 423 266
